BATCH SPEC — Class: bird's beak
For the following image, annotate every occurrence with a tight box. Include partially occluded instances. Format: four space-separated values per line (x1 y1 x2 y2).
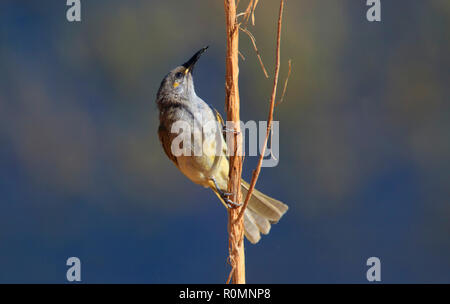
182 46 209 75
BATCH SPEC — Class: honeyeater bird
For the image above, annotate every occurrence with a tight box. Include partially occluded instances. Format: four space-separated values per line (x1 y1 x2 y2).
156 47 288 243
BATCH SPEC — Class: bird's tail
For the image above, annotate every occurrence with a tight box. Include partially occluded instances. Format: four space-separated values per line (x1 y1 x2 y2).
241 180 288 244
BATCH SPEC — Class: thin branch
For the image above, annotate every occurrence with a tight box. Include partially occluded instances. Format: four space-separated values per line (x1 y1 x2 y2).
276 59 292 106
226 266 235 284
240 26 269 78
226 238 236 284
241 0 254 24
238 0 259 25
238 50 246 61
237 0 285 223
250 0 260 25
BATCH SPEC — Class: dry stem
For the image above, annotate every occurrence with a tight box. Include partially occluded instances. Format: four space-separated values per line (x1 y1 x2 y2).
240 27 269 78
237 0 285 223
224 0 245 285
224 0 288 284
276 59 292 106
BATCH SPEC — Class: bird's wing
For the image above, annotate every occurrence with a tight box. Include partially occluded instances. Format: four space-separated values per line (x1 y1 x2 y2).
206 103 225 128
207 104 228 153
212 106 225 128
158 124 179 167
202 105 230 180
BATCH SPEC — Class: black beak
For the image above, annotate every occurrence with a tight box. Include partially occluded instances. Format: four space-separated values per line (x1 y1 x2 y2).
182 46 209 73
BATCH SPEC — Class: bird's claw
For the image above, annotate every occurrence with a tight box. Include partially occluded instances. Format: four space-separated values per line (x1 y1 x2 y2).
210 176 242 208
221 191 242 208
225 198 242 208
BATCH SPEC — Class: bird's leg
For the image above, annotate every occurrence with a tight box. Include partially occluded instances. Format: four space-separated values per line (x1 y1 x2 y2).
210 177 242 208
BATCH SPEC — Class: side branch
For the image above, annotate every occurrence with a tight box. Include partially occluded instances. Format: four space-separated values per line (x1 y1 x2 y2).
238 0 285 222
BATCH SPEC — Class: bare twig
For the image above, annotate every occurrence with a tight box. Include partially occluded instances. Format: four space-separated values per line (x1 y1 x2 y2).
241 0 254 24
237 0 285 223
226 265 235 284
250 0 260 25
241 0 259 26
226 242 236 284
240 26 269 78
276 59 292 106
238 50 246 61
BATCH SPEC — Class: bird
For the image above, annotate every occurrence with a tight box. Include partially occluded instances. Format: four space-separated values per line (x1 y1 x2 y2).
156 46 288 243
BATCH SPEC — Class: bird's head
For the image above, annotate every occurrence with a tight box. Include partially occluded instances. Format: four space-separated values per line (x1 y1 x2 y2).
157 46 208 102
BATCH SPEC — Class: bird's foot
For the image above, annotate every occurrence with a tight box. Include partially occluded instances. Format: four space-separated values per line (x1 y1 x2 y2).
221 192 242 209
210 177 242 208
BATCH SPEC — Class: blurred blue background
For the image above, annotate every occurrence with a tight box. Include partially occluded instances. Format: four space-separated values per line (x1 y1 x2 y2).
0 0 449 283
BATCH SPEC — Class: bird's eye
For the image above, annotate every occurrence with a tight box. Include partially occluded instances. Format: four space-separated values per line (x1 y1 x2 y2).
175 72 184 79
